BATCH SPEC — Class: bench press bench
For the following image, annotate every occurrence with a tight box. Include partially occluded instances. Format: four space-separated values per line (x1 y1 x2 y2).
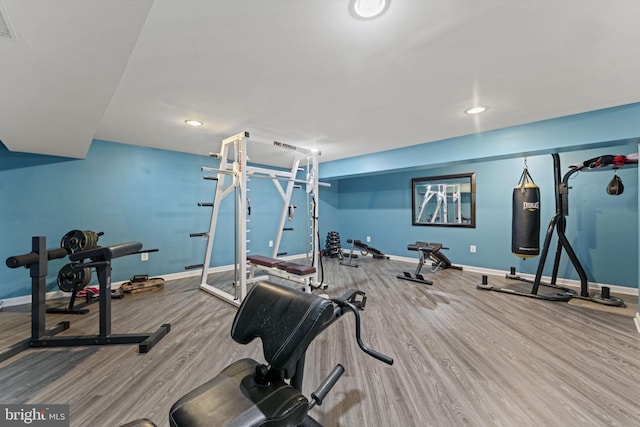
247 255 317 292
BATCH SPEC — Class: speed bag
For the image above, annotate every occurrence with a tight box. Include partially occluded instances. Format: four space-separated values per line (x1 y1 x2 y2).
512 181 541 258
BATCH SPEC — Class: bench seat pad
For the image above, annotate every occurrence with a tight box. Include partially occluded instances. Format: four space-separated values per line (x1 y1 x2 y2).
169 358 308 427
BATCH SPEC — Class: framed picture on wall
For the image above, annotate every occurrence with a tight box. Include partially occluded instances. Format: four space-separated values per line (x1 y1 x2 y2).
412 173 476 227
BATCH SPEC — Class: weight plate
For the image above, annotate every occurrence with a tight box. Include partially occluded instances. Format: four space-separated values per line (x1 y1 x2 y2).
57 263 91 292
61 230 100 254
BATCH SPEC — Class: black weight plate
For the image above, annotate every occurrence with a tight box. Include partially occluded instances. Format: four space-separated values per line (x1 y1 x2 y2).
57 263 91 292
61 230 100 254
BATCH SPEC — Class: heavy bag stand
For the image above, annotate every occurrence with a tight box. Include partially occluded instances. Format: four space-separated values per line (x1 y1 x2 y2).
479 153 625 306
1 236 170 363
526 153 625 306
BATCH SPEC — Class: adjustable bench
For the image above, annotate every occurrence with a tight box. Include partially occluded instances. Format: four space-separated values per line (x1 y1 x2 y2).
341 239 388 267
397 241 461 285
247 255 317 292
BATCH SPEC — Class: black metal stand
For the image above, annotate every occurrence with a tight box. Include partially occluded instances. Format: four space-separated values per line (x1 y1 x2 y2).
46 290 96 314
340 239 388 267
529 153 624 306
1 237 171 363
1 237 71 363
397 242 461 285
479 153 625 306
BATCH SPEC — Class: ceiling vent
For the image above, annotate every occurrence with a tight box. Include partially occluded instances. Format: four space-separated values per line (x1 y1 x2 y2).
0 6 13 39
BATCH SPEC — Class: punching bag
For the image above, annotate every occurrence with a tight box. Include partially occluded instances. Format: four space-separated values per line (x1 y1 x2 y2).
606 173 624 195
511 167 540 258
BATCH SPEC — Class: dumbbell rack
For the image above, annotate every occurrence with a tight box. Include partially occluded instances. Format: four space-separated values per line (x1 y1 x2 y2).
325 231 344 260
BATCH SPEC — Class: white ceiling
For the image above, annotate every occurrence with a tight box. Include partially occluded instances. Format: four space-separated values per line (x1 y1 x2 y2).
1 0 639 168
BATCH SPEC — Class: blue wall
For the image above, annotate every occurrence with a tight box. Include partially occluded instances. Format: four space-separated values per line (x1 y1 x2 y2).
331 146 638 288
320 103 640 179
318 103 640 291
0 140 311 299
1 104 639 300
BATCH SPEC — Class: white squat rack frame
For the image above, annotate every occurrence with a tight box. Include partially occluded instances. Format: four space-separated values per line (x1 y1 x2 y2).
196 131 325 307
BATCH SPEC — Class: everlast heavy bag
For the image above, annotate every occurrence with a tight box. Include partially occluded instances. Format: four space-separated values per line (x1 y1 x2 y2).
512 168 540 258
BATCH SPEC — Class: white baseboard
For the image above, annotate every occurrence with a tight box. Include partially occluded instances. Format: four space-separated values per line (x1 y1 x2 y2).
2 256 637 307
635 313 640 334
0 254 311 308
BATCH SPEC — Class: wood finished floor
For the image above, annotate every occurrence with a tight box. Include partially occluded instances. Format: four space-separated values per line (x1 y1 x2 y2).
0 258 639 427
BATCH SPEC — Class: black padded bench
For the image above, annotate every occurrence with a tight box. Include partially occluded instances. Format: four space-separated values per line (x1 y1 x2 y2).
340 239 389 267
247 255 316 275
407 241 442 253
246 254 284 268
407 241 454 270
397 241 461 285
246 255 317 292
276 261 316 275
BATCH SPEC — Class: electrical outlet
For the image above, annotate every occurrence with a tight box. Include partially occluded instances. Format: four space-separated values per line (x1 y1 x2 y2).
268 240 273 247
141 252 149 261
470 245 476 253
366 236 371 243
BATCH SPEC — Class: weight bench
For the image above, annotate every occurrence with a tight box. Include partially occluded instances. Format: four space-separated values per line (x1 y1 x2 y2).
247 255 317 292
397 241 462 285
340 239 388 267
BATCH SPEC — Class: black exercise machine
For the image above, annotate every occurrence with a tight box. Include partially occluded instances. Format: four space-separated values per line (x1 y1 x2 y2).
122 280 393 427
340 239 388 267
1 236 170 363
478 153 633 306
397 241 462 285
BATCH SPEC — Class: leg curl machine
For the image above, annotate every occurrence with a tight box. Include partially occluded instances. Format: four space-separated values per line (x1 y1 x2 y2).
123 281 393 427
1 236 170 363
397 241 462 285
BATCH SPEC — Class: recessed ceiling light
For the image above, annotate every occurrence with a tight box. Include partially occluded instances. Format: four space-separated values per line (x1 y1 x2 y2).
350 0 390 19
464 106 488 115
185 119 203 127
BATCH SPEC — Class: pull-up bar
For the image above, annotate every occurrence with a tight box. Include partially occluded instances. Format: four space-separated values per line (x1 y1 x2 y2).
210 132 320 158
201 166 331 187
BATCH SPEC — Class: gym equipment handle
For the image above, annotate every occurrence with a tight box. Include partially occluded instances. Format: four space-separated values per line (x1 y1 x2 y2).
6 247 67 268
332 297 394 366
136 248 159 254
309 364 345 408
